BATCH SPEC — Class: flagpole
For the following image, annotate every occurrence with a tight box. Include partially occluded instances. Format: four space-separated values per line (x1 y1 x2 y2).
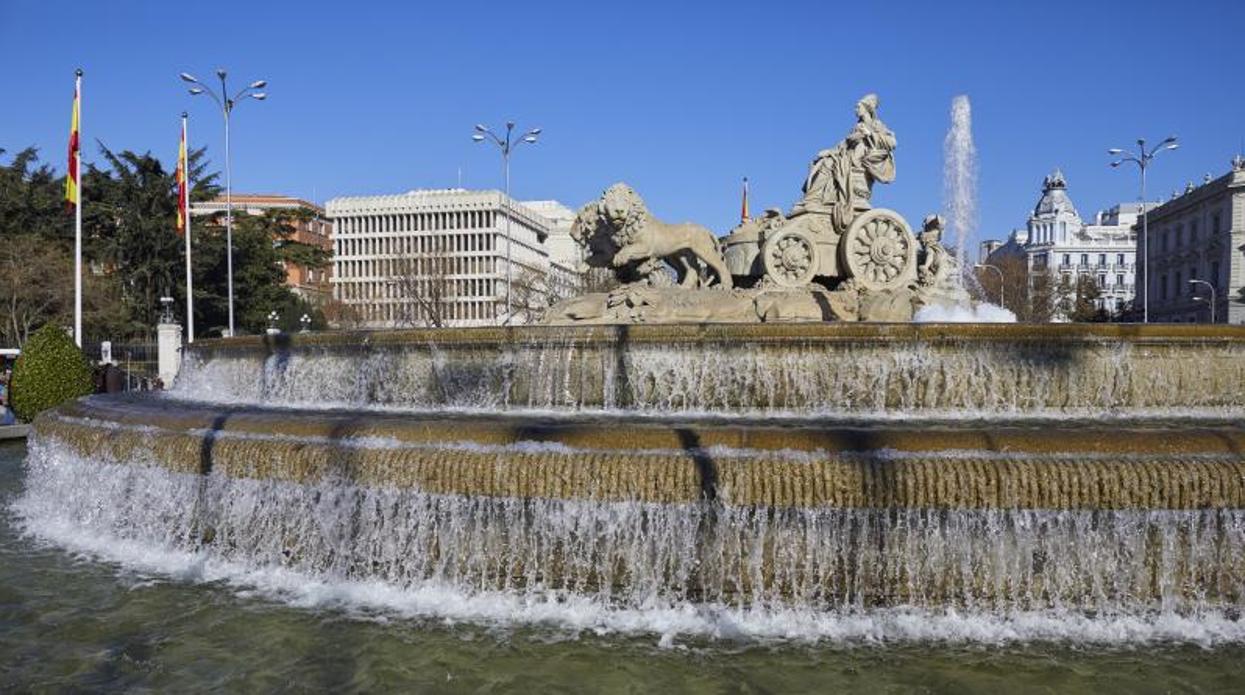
182 112 195 343
73 68 83 347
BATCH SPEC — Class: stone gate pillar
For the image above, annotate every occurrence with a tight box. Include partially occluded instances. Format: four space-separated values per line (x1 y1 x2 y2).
157 322 182 388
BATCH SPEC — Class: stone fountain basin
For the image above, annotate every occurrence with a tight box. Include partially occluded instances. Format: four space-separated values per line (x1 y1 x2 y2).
36 394 1245 511
173 323 1245 415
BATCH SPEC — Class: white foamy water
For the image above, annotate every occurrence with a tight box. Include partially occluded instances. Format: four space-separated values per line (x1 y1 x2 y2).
13 436 1245 647
914 303 1016 323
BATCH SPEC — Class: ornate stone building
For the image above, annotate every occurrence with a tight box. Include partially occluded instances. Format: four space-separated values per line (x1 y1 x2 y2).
983 170 1143 318
1141 157 1245 323
325 189 582 327
192 194 334 304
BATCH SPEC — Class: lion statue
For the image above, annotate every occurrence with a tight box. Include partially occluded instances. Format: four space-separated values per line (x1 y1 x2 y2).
572 183 732 289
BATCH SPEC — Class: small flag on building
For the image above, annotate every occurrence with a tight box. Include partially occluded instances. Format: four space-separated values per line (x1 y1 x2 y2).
740 177 750 222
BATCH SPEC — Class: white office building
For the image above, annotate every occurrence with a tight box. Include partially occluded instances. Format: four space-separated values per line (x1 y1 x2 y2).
326 189 583 328
984 170 1145 317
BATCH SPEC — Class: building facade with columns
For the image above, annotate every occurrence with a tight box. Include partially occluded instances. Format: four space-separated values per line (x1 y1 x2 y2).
983 170 1144 318
325 189 583 328
1140 157 1245 323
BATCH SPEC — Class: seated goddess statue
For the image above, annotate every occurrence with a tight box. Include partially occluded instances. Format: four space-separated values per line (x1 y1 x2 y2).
793 94 897 232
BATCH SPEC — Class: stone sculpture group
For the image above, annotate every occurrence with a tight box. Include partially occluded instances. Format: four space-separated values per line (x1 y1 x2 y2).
545 94 970 324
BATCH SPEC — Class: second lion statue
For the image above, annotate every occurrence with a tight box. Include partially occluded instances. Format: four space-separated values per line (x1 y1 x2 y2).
572 183 733 289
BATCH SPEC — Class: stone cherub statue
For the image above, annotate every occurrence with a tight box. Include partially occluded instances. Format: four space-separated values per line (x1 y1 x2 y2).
570 183 732 289
917 214 949 287
793 93 897 231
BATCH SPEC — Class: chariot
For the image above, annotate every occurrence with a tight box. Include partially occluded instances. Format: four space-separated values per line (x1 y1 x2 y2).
722 201 918 292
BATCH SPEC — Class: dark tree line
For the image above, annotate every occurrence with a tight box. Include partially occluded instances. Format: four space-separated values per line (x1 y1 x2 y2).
0 143 330 345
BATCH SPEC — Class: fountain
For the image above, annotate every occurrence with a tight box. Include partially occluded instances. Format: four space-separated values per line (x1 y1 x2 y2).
13 95 1245 643
943 95 978 270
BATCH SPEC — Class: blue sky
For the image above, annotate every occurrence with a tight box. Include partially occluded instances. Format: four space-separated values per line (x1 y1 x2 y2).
2 0 1243 251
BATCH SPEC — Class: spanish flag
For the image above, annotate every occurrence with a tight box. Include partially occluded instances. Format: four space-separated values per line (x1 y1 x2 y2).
65 74 81 209
176 119 188 235
740 177 749 222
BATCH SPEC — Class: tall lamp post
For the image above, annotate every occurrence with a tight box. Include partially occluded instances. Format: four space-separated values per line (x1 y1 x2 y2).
1108 136 1178 323
472 122 541 325
180 69 268 337
1189 279 1217 324
974 263 1005 309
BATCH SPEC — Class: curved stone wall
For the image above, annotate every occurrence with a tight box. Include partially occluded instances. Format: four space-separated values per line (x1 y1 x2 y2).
175 324 1245 415
36 397 1245 510
27 324 1245 609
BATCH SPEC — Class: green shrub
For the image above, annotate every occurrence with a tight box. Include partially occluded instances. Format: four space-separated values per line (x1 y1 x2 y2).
11 324 94 422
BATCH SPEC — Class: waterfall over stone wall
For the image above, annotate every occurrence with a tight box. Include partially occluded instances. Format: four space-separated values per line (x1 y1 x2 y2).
173 325 1245 416
14 324 1245 640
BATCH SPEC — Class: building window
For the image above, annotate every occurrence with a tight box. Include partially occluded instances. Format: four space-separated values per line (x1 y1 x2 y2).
1117 253 1125 266
1212 212 1221 235
1160 274 1168 300
1062 253 1070 267
1212 261 1220 287
1098 253 1106 267
1174 270 1182 295
1162 230 1169 252
1098 274 1107 288
1116 274 1124 286
1176 225 1184 247
1190 220 1198 242
1080 253 1088 266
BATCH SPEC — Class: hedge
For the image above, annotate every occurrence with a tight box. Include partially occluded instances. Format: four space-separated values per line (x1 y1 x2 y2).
10 324 94 422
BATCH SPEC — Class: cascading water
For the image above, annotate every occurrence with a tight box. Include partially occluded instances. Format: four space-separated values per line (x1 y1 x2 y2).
13 326 1245 645
14 429 1245 645
168 327 1245 416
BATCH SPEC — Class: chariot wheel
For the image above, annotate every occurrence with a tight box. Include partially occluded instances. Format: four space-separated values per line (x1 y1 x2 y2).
762 228 819 288
840 208 916 292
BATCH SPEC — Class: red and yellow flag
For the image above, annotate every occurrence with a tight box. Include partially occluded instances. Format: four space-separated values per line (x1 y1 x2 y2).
65 79 81 209
176 120 188 235
740 177 750 222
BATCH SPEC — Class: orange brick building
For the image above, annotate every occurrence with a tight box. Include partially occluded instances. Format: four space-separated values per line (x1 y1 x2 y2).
193 194 333 304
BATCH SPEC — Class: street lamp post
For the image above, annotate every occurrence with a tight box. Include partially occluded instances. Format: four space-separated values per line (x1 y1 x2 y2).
472 122 541 325
1189 279 1217 324
1108 136 1178 323
181 69 268 337
974 263 1005 309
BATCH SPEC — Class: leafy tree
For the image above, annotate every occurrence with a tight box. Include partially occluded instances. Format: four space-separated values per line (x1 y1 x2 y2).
83 143 219 328
0 235 71 346
2 139 329 340
0 147 65 242
1070 274 1108 322
973 253 1059 323
191 209 329 336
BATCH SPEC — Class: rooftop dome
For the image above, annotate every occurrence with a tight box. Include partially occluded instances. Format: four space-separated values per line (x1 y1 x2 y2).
1032 168 1081 220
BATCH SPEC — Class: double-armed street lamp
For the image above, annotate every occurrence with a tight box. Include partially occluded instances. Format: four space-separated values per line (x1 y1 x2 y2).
1188 279 1217 324
180 69 268 337
472 122 541 324
1108 136 1178 323
974 263 1005 309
